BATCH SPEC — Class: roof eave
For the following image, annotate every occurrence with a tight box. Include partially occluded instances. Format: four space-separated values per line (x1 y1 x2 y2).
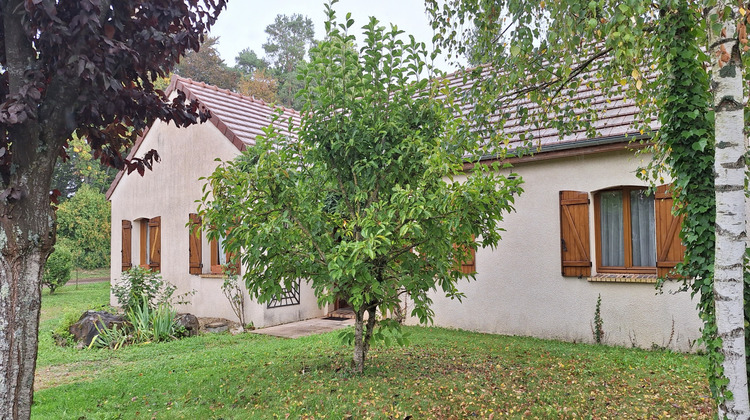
476 131 653 163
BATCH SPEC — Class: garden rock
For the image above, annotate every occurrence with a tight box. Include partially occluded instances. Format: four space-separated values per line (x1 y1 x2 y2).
204 321 229 333
176 313 200 336
69 311 126 347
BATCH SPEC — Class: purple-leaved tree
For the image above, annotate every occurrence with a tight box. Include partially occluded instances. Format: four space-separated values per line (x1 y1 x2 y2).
0 1 225 418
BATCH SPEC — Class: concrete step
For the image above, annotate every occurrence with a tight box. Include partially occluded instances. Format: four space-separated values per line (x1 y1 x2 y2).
326 308 355 320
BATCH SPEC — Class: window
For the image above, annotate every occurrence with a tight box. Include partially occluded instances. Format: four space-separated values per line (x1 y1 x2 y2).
559 185 684 278
595 187 656 274
138 217 161 272
267 279 301 308
187 214 239 276
210 233 239 275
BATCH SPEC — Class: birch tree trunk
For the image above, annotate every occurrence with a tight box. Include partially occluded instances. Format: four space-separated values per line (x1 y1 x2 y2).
708 3 750 417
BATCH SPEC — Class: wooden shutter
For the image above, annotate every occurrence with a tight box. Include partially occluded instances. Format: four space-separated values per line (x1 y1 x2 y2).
460 247 476 274
210 236 221 273
559 191 592 277
121 220 132 272
148 216 161 272
655 184 685 278
455 235 476 274
188 213 203 274
226 252 240 275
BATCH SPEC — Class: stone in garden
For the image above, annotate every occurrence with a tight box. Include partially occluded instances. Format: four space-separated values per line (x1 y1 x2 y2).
175 313 200 336
204 321 229 333
69 310 126 346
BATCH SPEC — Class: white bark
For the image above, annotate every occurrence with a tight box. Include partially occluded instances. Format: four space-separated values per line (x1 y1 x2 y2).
709 3 750 418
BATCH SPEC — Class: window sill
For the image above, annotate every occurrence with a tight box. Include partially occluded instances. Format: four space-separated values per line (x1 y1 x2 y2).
199 273 226 279
588 274 658 284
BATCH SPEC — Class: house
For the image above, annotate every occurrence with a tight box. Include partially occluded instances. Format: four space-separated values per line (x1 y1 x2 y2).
106 76 326 327
411 72 702 351
108 74 702 350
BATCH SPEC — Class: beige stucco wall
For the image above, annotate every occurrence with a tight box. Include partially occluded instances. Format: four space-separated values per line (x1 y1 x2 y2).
109 120 326 327
413 148 702 351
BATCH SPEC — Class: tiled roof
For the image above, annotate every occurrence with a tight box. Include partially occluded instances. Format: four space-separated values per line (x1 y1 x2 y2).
106 75 301 199
170 76 301 149
443 63 657 152
108 66 651 199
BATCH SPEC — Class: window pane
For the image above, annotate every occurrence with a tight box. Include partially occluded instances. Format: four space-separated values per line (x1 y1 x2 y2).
218 235 227 266
600 191 624 266
630 190 656 266
145 221 151 265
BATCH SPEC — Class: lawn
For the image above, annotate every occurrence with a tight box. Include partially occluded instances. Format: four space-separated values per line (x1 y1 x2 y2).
33 283 714 419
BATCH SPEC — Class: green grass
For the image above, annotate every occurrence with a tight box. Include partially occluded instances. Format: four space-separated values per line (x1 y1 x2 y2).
41 267 109 292
33 283 714 419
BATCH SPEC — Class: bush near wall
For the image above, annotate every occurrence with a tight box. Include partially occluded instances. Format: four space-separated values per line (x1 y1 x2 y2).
56 184 111 269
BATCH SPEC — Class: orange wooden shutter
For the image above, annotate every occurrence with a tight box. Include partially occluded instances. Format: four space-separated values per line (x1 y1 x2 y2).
655 184 685 278
453 236 476 274
148 216 161 272
559 191 592 277
121 220 132 272
461 247 476 274
189 213 202 274
224 227 240 275
226 252 240 275
210 236 220 273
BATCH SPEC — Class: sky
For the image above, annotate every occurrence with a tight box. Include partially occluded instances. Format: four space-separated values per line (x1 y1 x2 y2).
207 0 457 71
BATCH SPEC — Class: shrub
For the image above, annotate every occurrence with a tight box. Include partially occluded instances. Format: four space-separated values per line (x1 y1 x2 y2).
55 184 111 269
43 243 73 294
51 311 80 346
90 296 181 349
112 266 177 312
592 294 604 344
221 272 247 330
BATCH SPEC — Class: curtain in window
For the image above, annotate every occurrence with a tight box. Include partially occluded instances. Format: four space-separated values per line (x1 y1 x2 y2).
630 190 656 266
600 191 624 266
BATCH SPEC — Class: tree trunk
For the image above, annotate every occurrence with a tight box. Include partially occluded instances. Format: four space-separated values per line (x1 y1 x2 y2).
352 304 378 373
0 244 48 419
363 305 377 357
709 3 750 418
0 129 58 419
353 306 366 373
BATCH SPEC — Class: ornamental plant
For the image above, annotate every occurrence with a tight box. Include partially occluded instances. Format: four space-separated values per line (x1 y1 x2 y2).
112 267 177 313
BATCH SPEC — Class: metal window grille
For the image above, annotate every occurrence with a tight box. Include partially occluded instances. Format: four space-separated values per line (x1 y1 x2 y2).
267 280 301 308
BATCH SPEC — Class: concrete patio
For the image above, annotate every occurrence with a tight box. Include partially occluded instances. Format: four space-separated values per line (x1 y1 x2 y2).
251 316 354 339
